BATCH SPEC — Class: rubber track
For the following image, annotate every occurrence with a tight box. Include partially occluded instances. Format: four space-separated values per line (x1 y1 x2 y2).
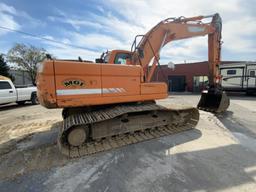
58 103 199 158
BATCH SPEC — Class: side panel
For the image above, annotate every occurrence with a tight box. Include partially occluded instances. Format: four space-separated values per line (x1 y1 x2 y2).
37 61 57 108
54 61 102 106
16 87 36 101
38 60 168 108
101 64 140 96
246 65 256 88
141 82 167 95
221 67 244 89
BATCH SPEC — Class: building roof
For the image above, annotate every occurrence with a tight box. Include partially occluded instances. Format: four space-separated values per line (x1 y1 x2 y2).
160 61 256 68
220 62 256 68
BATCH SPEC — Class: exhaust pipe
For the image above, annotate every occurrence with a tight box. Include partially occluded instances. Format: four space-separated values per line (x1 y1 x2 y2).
197 89 230 113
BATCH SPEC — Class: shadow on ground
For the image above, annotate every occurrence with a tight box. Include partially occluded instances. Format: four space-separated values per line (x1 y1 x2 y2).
1 134 256 192
217 108 256 139
0 125 202 182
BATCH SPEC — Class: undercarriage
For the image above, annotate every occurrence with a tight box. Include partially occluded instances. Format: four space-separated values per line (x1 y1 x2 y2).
58 102 199 158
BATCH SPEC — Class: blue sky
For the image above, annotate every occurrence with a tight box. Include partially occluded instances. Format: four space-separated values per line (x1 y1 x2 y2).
0 0 255 64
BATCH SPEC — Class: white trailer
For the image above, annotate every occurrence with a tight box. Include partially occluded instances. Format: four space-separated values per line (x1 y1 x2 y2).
220 62 256 95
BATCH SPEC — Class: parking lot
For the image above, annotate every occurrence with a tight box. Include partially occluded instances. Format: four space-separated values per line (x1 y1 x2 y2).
0 93 256 192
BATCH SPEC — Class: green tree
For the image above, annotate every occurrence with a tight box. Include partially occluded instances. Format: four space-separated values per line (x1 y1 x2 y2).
0 54 14 81
7 44 48 85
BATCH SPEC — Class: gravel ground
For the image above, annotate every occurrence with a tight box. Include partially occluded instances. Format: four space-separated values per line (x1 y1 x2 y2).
0 93 256 192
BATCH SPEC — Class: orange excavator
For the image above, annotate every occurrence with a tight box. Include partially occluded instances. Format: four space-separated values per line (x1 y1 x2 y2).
37 13 229 157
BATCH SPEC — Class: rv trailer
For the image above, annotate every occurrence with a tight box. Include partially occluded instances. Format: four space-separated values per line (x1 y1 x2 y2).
220 62 256 95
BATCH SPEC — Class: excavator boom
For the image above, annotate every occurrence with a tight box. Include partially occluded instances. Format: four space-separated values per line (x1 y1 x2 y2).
129 13 229 113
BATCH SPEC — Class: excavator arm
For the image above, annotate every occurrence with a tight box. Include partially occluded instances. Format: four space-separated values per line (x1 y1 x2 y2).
130 13 229 112
131 14 219 83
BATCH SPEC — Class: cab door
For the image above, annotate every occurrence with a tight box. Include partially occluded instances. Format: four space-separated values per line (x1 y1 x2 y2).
247 68 256 88
0 81 16 104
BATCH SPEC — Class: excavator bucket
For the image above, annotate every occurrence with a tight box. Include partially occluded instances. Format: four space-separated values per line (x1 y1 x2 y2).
197 91 230 113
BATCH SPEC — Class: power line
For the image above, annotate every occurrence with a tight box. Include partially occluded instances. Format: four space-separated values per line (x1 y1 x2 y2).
0 26 90 50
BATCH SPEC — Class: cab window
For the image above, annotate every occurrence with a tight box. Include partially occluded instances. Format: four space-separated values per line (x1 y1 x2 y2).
0 82 12 89
249 70 255 77
227 69 236 75
114 53 130 64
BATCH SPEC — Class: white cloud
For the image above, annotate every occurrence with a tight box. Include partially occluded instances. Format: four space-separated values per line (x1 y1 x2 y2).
0 3 17 15
46 44 100 61
19 10 45 28
90 13 145 43
0 3 20 35
162 37 207 56
42 32 127 60
48 16 103 30
37 34 100 60
159 37 208 63
11 0 254 62
102 0 256 61
223 16 256 53
48 10 145 46
0 2 45 36
68 32 127 50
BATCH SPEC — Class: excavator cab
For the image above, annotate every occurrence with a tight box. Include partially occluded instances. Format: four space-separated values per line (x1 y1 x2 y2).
197 86 230 113
95 50 132 65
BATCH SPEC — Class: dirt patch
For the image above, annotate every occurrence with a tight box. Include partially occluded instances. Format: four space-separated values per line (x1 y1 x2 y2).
0 121 71 180
0 105 68 180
